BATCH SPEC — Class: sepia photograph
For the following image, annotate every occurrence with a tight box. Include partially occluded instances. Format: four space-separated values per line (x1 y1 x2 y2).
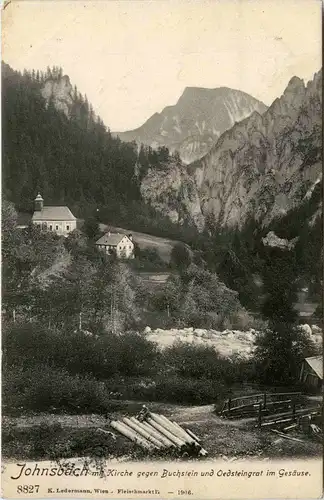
1 0 323 498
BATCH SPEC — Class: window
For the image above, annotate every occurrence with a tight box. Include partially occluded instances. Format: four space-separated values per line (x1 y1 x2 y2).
55 225 59 231
49 225 53 231
66 225 70 231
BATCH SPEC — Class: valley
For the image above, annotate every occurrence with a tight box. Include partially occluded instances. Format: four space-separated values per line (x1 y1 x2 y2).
2 59 322 465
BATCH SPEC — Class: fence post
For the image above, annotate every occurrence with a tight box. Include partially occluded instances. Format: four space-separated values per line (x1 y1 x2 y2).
292 403 296 421
258 402 262 429
307 415 312 435
228 398 231 412
263 393 267 409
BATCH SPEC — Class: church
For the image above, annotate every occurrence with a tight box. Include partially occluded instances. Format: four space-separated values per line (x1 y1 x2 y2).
32 193 77 237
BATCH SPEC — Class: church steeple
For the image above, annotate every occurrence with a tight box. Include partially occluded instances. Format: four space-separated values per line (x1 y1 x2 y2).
34 193 44 212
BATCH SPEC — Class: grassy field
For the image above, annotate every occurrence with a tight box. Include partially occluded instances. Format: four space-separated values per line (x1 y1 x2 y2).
3 401 322 462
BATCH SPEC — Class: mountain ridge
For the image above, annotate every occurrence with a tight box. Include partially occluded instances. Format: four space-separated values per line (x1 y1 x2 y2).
140 69 322 231
114 86 268 163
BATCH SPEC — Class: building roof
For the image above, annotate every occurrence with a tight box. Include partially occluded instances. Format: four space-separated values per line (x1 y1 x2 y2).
96 232 130 247
304 356 323 379
32 206 76 221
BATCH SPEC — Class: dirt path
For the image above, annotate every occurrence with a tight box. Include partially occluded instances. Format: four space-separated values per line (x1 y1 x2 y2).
3 404 217 429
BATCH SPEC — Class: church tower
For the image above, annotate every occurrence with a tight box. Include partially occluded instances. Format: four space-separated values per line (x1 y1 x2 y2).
34 193 44 212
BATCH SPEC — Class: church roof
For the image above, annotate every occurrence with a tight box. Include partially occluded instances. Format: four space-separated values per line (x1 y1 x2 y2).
96 232 129 246
32 206 76 221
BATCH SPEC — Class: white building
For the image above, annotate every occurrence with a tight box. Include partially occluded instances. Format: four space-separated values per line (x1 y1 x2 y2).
32 193 77 237
96 232 134 259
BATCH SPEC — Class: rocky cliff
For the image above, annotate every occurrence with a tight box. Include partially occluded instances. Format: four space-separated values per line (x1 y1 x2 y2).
41 75 73 117
116 87 267 163
140 161 205 230
141 70 322 230
195 70 322 228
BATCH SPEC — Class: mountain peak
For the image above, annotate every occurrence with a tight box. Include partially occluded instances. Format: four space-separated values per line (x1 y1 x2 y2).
284 75 305 94
116 86 268 163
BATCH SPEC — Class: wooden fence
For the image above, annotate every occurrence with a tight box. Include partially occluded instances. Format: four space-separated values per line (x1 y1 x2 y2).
221 392 303 419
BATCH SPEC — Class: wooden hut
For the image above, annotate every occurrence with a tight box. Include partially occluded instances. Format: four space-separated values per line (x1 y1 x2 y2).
299 356 323 390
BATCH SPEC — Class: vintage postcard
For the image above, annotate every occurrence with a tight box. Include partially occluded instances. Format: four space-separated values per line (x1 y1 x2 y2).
1 0 323 498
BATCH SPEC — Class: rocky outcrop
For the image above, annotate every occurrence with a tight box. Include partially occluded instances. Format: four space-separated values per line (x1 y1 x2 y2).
262 231 298 251
140 70 322 230
116 87 267 163
41 75 73 117
140 161 205 230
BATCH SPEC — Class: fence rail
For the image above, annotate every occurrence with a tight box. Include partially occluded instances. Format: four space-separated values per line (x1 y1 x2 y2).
221 392 303 418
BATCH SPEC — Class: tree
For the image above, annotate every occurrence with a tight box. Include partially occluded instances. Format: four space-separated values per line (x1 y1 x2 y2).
172 150 181 165
255 323 319 385
170 243 192 271
261 247 298 324
82 217 100 240
255 246 307 385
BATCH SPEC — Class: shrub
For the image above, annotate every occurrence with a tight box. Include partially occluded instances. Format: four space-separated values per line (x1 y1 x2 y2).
154 376 225 404
170 243 192 270
2 365 115 414
163 342 230 381
110 331 160 376
130 248 167 271
2 323 160 379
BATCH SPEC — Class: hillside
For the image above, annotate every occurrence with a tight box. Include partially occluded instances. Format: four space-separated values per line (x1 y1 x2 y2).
116 86 267 163
99 223 178 262
1 62 198 241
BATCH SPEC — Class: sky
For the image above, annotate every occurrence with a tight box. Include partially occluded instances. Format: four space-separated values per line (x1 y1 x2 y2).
2 0 322 131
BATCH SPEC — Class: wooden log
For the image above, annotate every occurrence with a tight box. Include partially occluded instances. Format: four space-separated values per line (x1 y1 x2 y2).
147 417 187 448
156 414 199 447
110 421 155 451
123 418 165 449
198 448 208 457
261 408 319 423
264 399 292 408
223 402 258 413
230 393 264 404
271 429 307 443
139 420 176 448
260 417 294 428
150 413 190 442
171 421 201 448
184 427 202 444
283 423 298 432
96 428 117 439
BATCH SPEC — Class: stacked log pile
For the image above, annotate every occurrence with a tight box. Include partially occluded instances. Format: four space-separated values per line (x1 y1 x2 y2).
110 406 207 458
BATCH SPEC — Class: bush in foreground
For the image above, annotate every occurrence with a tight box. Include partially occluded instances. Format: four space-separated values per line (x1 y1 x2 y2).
2 365 115 414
